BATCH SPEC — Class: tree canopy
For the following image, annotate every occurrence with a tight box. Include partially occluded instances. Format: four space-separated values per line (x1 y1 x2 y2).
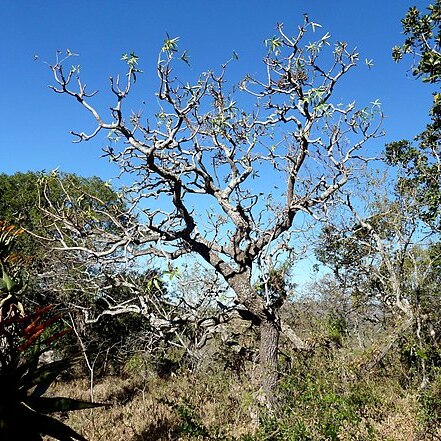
40 16 386 406
388 0 441 229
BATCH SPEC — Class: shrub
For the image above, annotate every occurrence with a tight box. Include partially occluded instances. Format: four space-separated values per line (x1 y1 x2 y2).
0 220 104 441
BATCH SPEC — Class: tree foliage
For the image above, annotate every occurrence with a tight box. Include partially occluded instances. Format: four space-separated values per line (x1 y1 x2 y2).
316 176 441 386
387 1 441 229
0 172 152 372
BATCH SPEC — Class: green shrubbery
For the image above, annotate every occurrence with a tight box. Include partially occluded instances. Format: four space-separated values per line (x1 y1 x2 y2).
253 356 378 440
0 221 103 441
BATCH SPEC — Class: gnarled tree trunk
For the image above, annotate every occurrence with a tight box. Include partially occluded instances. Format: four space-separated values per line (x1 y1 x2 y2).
259 314 280 408
229 273 281 407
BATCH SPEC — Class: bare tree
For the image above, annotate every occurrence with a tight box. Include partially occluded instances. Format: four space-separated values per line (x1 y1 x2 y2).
44 18 382 405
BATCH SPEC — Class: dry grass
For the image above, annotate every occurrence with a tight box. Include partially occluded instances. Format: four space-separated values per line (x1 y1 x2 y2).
46 368 256 440
369 393 418 441
42 364 437 440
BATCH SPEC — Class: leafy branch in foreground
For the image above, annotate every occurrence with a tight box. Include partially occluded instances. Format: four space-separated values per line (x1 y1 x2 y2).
388 0 440 230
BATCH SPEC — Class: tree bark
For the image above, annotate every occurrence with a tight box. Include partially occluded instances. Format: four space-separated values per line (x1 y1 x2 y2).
228 273 282 407
259 315 280 408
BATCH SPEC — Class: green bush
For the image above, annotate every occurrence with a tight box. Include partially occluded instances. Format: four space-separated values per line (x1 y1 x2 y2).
419 369 441 434
254 353 379 440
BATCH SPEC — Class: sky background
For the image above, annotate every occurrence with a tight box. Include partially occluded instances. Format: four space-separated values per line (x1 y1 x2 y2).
0 0 433 180
0 0 435 286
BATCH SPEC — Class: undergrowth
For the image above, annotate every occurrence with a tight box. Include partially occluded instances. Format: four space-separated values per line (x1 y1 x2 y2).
43 350 433 441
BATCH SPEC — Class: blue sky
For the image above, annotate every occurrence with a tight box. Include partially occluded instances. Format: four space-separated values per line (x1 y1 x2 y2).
0 0 433 180
0 0 435 288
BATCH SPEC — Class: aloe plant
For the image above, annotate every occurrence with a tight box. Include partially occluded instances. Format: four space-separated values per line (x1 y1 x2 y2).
0 221 26 320
0 306 105 440
0 220 104 440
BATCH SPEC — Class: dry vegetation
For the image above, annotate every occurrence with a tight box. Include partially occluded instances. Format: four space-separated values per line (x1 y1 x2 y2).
43 340 441 441
47 367 255 440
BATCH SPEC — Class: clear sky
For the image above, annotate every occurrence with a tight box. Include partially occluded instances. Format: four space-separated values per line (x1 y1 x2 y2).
0 0 433 180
